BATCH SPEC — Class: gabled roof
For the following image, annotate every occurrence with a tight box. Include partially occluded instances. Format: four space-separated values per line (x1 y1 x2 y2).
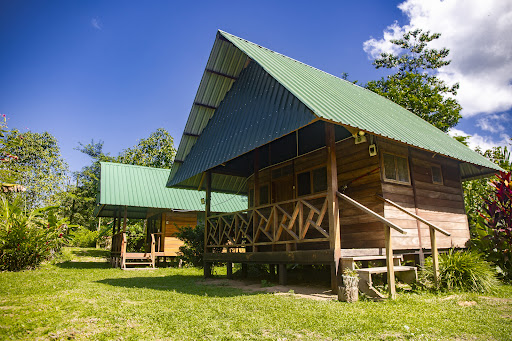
95 162 247 218
168 30 501 190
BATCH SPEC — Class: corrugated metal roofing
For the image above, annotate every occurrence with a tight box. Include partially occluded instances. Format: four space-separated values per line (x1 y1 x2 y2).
171 62 315 188
96 162 247 217
168 30 501 189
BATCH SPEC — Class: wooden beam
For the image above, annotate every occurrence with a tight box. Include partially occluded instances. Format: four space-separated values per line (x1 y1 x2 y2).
253 148 260 250
183 132 200 138
197 172 205 191
204 249 334 264
122 206 127 232
194 102 217 110
325 123 341 292
204 171 212 278
430 227 440 288
205 68 237 81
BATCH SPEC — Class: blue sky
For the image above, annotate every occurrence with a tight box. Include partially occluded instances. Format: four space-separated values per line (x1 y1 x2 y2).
1 0 510 173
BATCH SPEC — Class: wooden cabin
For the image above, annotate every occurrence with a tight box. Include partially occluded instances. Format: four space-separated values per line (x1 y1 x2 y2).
166 31 502 297
95 162 247 268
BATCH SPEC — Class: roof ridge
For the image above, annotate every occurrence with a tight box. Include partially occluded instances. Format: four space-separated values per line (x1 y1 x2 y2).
219 30 371 92
100 161 172 172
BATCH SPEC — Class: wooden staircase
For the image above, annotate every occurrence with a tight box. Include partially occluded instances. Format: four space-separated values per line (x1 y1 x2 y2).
341 254 417 299
122 252 155 269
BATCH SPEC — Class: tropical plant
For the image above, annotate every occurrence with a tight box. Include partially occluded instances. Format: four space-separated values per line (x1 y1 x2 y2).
366 29 461 132
472 171 512 281
175 223 204 267
420 249 498 292
0 197 68 271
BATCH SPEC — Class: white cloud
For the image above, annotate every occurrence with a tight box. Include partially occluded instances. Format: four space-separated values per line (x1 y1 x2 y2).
477 113 510 134
449 128 510 152
91 18 102 30
363 0 512 117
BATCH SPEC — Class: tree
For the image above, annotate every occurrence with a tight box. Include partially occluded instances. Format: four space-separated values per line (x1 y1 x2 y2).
366 29 462 132
118 128 176 168
0 130 68 209
59 128 176 233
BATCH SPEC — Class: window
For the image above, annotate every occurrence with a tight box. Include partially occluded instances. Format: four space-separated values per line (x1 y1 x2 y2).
431 165 443 184
382 153 410 184
297 166 327 196
297 172 311 196
259 184 269 205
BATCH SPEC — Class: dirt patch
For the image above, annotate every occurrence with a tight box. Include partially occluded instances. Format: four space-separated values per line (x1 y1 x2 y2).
202 279 337 301
457 301 477 307
479 296 512 304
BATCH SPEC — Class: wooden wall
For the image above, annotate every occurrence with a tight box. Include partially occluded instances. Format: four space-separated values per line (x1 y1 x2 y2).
379 139 469 249
336 138 385 248
162 212 196 257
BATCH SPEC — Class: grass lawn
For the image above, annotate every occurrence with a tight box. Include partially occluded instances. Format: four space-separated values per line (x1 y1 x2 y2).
1 248 511 340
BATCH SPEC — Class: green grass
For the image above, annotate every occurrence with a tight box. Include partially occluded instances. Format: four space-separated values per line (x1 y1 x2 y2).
0 248 511 340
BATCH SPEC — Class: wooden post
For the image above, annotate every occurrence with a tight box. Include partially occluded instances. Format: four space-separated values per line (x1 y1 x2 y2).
253 149 260 251
226 262 233 279
204 171 212 278
325 123 341 292
269 264 275 277
385 225 396 299
122 206 127 232
278 264 287 285
241 263 248 278
430 227 439 288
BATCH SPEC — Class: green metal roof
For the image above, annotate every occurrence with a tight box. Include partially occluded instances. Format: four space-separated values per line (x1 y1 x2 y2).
95 162 247 218
168 30 501 189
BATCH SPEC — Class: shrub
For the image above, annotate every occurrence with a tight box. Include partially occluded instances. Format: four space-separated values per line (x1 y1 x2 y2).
472 171 512 281
0 197 68 271
70 227 99 248
126 222 145 252
175 224 204 267
420 249 498 292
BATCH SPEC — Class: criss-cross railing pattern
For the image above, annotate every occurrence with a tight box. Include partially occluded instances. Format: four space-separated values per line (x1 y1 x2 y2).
206 193 329 249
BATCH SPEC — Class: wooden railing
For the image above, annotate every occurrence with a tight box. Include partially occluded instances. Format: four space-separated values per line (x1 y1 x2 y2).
337 191 407 299
206 192 329 249
376 195 451 288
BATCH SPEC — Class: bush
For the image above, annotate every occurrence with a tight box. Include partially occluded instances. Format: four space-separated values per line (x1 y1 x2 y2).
70 227 99 248
0 197 67 271
175 224 204 267
420 249 498 292
472 171 512 281
126 222 145 252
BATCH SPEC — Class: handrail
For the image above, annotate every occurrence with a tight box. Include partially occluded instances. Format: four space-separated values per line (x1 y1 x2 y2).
376 195 451 236
336 191 406 235
151 233 156 268
207 192 327 220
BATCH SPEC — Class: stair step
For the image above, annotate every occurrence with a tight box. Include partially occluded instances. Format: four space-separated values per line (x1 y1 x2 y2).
124 262 153 265
356 266 416 275
341 255 402 261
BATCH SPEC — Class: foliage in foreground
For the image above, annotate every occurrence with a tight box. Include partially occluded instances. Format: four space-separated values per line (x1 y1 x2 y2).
176 223 204 267
420 249 498 293
0 197 68 271
473 171 512 281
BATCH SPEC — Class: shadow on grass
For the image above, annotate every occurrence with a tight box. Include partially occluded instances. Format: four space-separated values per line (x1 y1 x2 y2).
97 275 259 297
56 261 111 269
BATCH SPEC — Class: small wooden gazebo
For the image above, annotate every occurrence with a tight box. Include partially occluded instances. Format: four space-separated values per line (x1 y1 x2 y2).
95 162 247 269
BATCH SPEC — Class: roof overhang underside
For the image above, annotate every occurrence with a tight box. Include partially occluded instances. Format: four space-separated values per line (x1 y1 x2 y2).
94 204 163 219
167 30 502 192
